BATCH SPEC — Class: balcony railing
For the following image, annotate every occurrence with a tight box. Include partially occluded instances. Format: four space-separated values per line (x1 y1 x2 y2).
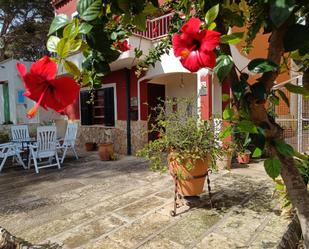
133 13 173 41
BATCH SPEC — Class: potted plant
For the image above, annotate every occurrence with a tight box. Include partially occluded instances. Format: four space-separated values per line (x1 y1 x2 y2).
138 99 221 196
235 132 251 164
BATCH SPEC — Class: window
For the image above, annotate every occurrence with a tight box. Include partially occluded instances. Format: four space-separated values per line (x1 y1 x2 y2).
80 86 116 126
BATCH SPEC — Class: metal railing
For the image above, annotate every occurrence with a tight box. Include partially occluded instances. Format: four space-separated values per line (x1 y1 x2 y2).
133 13 173 41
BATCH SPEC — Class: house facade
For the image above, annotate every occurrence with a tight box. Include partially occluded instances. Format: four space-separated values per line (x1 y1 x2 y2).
52 0 299 155
51 0 231 155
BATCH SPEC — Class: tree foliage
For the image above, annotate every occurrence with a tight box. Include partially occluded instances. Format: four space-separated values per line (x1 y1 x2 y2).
0 0 54 61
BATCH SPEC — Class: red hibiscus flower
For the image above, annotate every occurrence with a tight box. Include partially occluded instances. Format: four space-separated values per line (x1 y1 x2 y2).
172 17 221 72
113 40 130 52
16 56 80 119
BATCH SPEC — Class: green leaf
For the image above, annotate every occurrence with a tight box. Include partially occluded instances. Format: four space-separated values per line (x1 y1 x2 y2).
133 13 147 31
214 55 234 82
264 157 281 179
143 2 158 15
56 38 71 58
205 4 219 25
219 124 232 139
48 14 70 36
111 32 117 40
277 89 290 107
238 120 258 133
77 0 103 21
270 0 295 28
220 32 244 45
46 36 60 52
207 22 216 30
222 94 230 102
274 139 294 156
63 23 79 39
223 107 233 120
79 23 93 34
64 60 81 77
247 58 278 74
252 147 262 158
285 83 309 95
70 39 83 52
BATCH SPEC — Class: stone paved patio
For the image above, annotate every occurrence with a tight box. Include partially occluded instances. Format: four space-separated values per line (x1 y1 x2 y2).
0 153 290 249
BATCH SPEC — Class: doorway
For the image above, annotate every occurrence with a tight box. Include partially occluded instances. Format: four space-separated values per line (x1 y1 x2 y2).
147 83 165 141
2 83 10 123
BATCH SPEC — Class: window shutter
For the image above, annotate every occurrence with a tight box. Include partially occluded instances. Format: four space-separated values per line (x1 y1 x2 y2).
80 91 92 125
104 87 115 126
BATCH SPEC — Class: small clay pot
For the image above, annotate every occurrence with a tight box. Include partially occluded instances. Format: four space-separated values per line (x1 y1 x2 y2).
237 152 250 164
85 142 95 151
98 143 114 161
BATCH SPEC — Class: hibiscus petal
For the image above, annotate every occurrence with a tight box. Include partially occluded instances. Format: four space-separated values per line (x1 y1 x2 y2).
199 50 217 69
46 77 80 112
22 74 48 103
181 17 201 35
30 56 57 81
172 34 188 57
180 50 202 72
16 63 27 77
200 30 221 52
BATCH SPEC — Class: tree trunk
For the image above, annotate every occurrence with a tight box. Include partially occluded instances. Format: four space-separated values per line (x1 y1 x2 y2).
0 226 61 249
278 155 309 248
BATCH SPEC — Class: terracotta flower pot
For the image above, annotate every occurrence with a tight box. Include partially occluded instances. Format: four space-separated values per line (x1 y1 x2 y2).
168 154 209 196
85 142 95 151
237 152 250 164
98 143 114 161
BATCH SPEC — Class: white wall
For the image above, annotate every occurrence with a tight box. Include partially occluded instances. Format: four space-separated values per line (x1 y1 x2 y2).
0 59 37 124
149 72 198 114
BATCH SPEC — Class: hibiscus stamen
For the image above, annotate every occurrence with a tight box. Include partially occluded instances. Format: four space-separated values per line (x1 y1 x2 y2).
180 49 190 59
26 87 48 119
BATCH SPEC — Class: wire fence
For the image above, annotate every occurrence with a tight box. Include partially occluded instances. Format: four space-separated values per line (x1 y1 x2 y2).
273 75 309 152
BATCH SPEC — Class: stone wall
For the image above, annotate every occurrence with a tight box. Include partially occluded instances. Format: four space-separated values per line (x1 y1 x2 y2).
75 120 148 155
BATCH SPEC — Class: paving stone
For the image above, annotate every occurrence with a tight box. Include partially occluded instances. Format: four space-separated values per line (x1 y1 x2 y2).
114 196 166 220
163 209 221 246
138 235 185 249
0 156 292 248
51 215 125 249
84 237 128 249
195 232 246 249
214 209 265 244
249 229 282 249
109 212 171 248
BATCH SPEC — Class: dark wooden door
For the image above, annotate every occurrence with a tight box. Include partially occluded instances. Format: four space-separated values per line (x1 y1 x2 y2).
147 83 165 141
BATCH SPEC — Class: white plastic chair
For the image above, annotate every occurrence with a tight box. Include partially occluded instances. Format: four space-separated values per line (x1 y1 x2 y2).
11 125 30 149
28 126 61 173
57 123 79 163
0 143 26 172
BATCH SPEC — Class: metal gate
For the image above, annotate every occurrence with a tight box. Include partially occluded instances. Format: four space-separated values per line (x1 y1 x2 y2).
273 75 309 153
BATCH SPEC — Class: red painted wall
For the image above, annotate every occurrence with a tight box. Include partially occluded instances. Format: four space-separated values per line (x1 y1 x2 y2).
71 68 139 121
222 78 230 111
140 80 148 120
200 74 212 120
